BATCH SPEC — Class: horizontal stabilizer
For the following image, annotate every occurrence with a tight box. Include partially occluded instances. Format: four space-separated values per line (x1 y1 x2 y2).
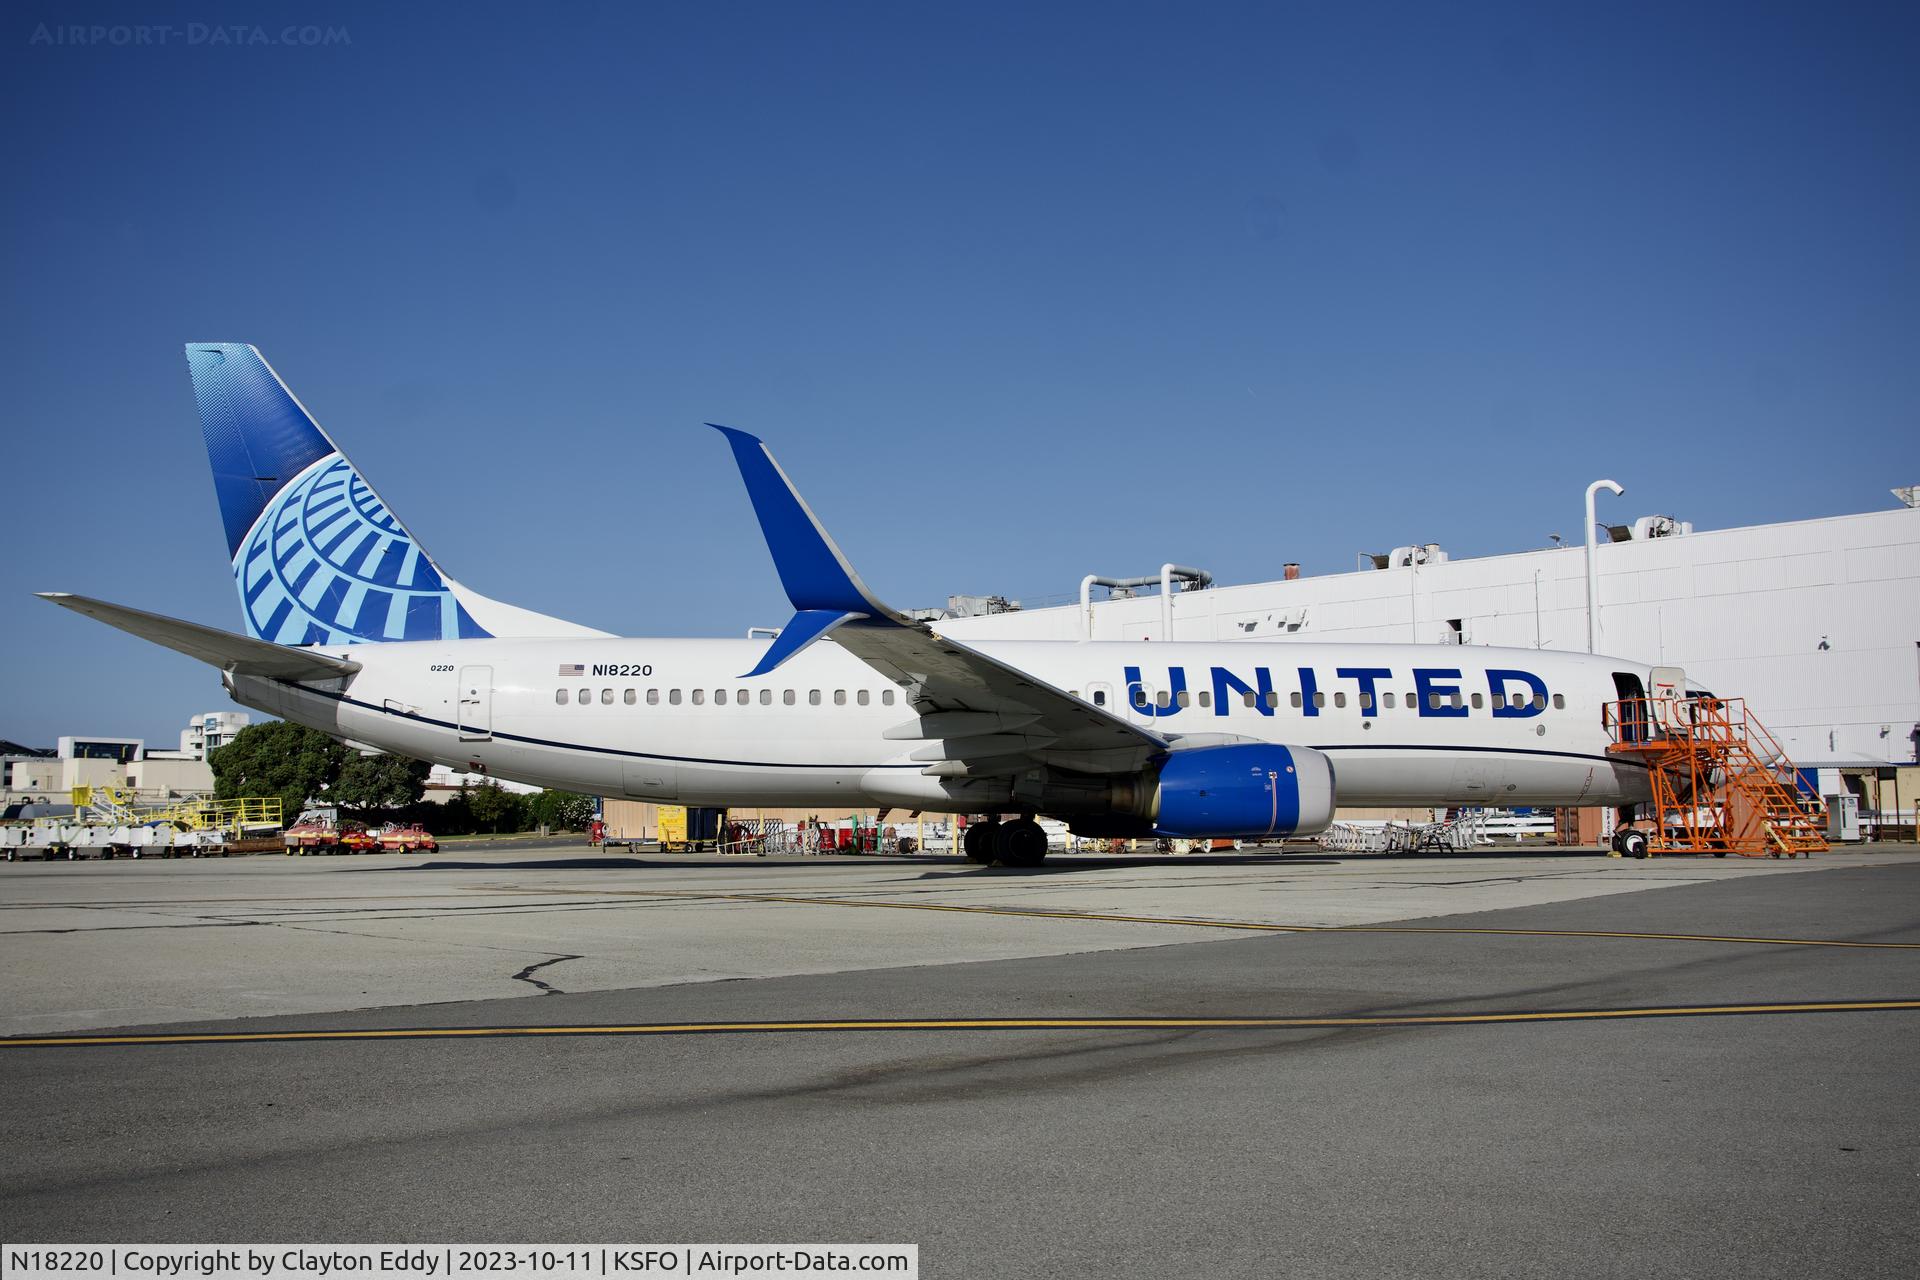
37 593 361 681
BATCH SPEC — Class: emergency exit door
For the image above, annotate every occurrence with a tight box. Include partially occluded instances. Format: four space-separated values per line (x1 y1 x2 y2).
457 666 493 741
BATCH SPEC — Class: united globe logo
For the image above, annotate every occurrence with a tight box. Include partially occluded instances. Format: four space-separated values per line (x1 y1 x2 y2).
233 453 475 644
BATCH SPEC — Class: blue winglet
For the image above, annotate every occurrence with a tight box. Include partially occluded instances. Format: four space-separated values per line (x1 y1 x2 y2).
741 608 867 679
715 424 910 677
711 424 889 617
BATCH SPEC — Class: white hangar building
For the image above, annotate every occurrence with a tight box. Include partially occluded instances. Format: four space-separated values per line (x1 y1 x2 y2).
936 497 1920 773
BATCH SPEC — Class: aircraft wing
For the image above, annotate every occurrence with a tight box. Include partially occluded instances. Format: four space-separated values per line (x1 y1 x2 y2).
713 426 1165 778
38 593 362 681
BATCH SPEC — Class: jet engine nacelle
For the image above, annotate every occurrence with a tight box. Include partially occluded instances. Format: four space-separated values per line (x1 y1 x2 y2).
1151 743 1336 839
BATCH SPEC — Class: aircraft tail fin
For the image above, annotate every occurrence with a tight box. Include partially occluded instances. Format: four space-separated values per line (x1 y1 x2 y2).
186 344 609 645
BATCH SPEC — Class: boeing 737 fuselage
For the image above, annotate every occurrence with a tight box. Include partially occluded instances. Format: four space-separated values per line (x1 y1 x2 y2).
43 345 1663 865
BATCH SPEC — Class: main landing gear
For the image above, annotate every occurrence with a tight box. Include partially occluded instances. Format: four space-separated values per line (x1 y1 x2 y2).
962 817 1049 868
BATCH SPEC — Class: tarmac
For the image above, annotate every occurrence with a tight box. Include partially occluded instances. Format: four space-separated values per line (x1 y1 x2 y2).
3 842 1917 1277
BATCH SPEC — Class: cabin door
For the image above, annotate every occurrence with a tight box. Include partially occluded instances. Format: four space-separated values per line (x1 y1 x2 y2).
457 666 493 741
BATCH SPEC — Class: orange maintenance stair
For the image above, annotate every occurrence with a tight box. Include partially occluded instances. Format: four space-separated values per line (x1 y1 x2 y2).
1604 695 1828 858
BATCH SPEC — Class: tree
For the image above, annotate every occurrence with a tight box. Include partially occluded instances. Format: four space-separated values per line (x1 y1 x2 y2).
210 721 346 821
465 781 523 833
526 789 595 832
331 752 431 818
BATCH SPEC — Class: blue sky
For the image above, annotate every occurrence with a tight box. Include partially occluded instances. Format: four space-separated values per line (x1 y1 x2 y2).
3 0 1916 748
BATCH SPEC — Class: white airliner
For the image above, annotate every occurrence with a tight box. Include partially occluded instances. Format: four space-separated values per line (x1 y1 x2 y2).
41 344 1665 865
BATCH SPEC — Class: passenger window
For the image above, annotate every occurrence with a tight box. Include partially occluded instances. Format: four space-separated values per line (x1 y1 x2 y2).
1175 691 1190 708
1553 694 1565 710
1470 693 1483 710
1492 693 1506 710
577 687 590 703
760 689 772 705
1534 693 1547 711
692 689 705 705
1333 691 1347 709
1312 692 1326 709
857 690 870 706
714 689 727 705
1264 692 1279 709
1198 691 1211 708
784 690 796 705
882 689 895 705
834 690 847 706
624 689 636 705
647 689 660 705
1246 692 1260 708
1428 693 1442 710
1289 692 1302 709
1360 692 1374 711
809 690 822 706
669 689 682 705
601 688 613 705
555 689 568 705
1451 692 1464 709
738 689 749 704
1383 692 1396 709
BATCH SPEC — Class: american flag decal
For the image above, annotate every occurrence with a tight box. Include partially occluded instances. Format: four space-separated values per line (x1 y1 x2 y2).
558 663 585 677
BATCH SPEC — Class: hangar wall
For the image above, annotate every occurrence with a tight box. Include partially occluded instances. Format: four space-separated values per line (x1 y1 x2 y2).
938 504 1920 769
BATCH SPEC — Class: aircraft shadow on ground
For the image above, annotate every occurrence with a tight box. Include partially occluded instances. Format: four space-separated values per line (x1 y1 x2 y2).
363 847 1608 875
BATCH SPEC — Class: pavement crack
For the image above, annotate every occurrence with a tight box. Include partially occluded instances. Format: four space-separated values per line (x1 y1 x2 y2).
510 954 581 996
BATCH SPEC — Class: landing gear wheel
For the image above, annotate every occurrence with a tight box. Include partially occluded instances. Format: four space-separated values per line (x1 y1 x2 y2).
963 821 999 864
1620 830 1650 859
996 819 1049 868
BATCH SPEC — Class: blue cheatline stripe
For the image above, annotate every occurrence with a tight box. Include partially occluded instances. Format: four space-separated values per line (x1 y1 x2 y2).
281 683 1651 776
1311 742 1649 770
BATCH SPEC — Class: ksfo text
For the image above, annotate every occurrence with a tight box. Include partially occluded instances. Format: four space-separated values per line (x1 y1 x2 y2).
612 1251 910 1274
